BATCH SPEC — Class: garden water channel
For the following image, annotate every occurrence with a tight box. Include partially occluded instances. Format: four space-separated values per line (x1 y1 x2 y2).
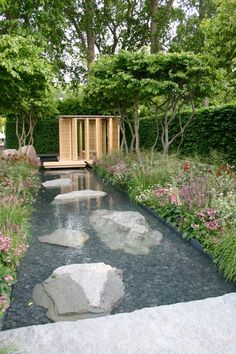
2 169 236 330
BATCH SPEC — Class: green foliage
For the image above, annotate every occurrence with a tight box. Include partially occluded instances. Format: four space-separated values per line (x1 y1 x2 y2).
0 34 57 147
212 230 236 282
136 104 236 165
0 35 55 115
171 0 216 54
58 95 99 115
203 0 236 73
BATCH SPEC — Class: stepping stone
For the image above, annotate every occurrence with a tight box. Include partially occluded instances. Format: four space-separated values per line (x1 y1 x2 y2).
42 178 72 188
33 263 124 322
38 229 89 248
89 210 163 255
52 190 107 204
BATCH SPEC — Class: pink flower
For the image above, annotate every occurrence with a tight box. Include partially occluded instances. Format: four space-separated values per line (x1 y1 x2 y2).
204 220 221 231
206 208 217 217
155 188 166 198
4 275 13 282
169 193 179 206
0 232 12 253
0 295 7 303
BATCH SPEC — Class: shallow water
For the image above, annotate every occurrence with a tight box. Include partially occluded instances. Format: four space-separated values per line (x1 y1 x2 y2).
2 170 236 330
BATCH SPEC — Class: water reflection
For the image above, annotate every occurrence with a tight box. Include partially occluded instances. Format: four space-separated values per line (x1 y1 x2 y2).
51 170 115 210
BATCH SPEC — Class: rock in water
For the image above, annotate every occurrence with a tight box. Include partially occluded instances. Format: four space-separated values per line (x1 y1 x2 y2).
42 178 72 188
19 145 37 163
38 229 89 248
52 190 107 203
33 263 124 322
89 210 163 255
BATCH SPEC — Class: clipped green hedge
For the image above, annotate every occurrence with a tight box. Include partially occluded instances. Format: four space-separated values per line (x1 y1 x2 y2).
5 118 59 154
138 104 236 165
5 101 236 162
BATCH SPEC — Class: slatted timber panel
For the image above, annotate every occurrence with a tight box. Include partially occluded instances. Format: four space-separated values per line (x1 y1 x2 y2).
96 118 103 159
89 120 96 159
112 118 120 150
102 119 107 154
71 118 78 160
59 119 72 160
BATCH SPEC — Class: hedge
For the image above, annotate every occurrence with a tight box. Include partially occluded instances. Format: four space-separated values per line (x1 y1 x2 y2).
5 118 59 154
138 103 236 165
5 101 236 164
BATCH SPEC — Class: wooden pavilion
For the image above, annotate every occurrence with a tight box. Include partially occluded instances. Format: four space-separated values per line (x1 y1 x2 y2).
43 115 120 169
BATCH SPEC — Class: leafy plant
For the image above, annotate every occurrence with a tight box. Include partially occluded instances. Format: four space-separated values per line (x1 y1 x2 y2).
211 230 236 282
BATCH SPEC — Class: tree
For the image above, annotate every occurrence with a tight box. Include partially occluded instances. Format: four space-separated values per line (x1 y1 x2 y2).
150 0 175 53
146 52 213 156
203 0 236 73
86 51 151 162
86 51 213 158
0 0 186 79
171 0 216 54
0 35 57 147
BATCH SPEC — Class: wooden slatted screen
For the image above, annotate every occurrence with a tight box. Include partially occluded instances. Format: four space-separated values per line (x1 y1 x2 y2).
59 118 72 160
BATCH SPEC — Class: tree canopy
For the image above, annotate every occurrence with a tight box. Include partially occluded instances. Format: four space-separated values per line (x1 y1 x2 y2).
0 35 56 147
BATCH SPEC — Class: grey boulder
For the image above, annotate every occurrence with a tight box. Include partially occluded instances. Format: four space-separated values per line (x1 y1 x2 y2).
52 190 107 204
33 263 124 321
89 210 163 255
42 178 72 188
38 229 89 248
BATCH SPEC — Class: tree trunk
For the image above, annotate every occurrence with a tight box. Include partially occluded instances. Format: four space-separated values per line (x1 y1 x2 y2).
150 119 160 165
133 97 143 167
84 0 95 70
86 30 95 69
150 0 159 53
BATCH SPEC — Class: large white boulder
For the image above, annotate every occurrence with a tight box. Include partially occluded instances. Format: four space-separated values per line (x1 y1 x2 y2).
18 145 37 163
33 263 124 321
38 229 89 248
52 190 107 204
1 293 236 354
89 210 163 255
42 178 72 188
